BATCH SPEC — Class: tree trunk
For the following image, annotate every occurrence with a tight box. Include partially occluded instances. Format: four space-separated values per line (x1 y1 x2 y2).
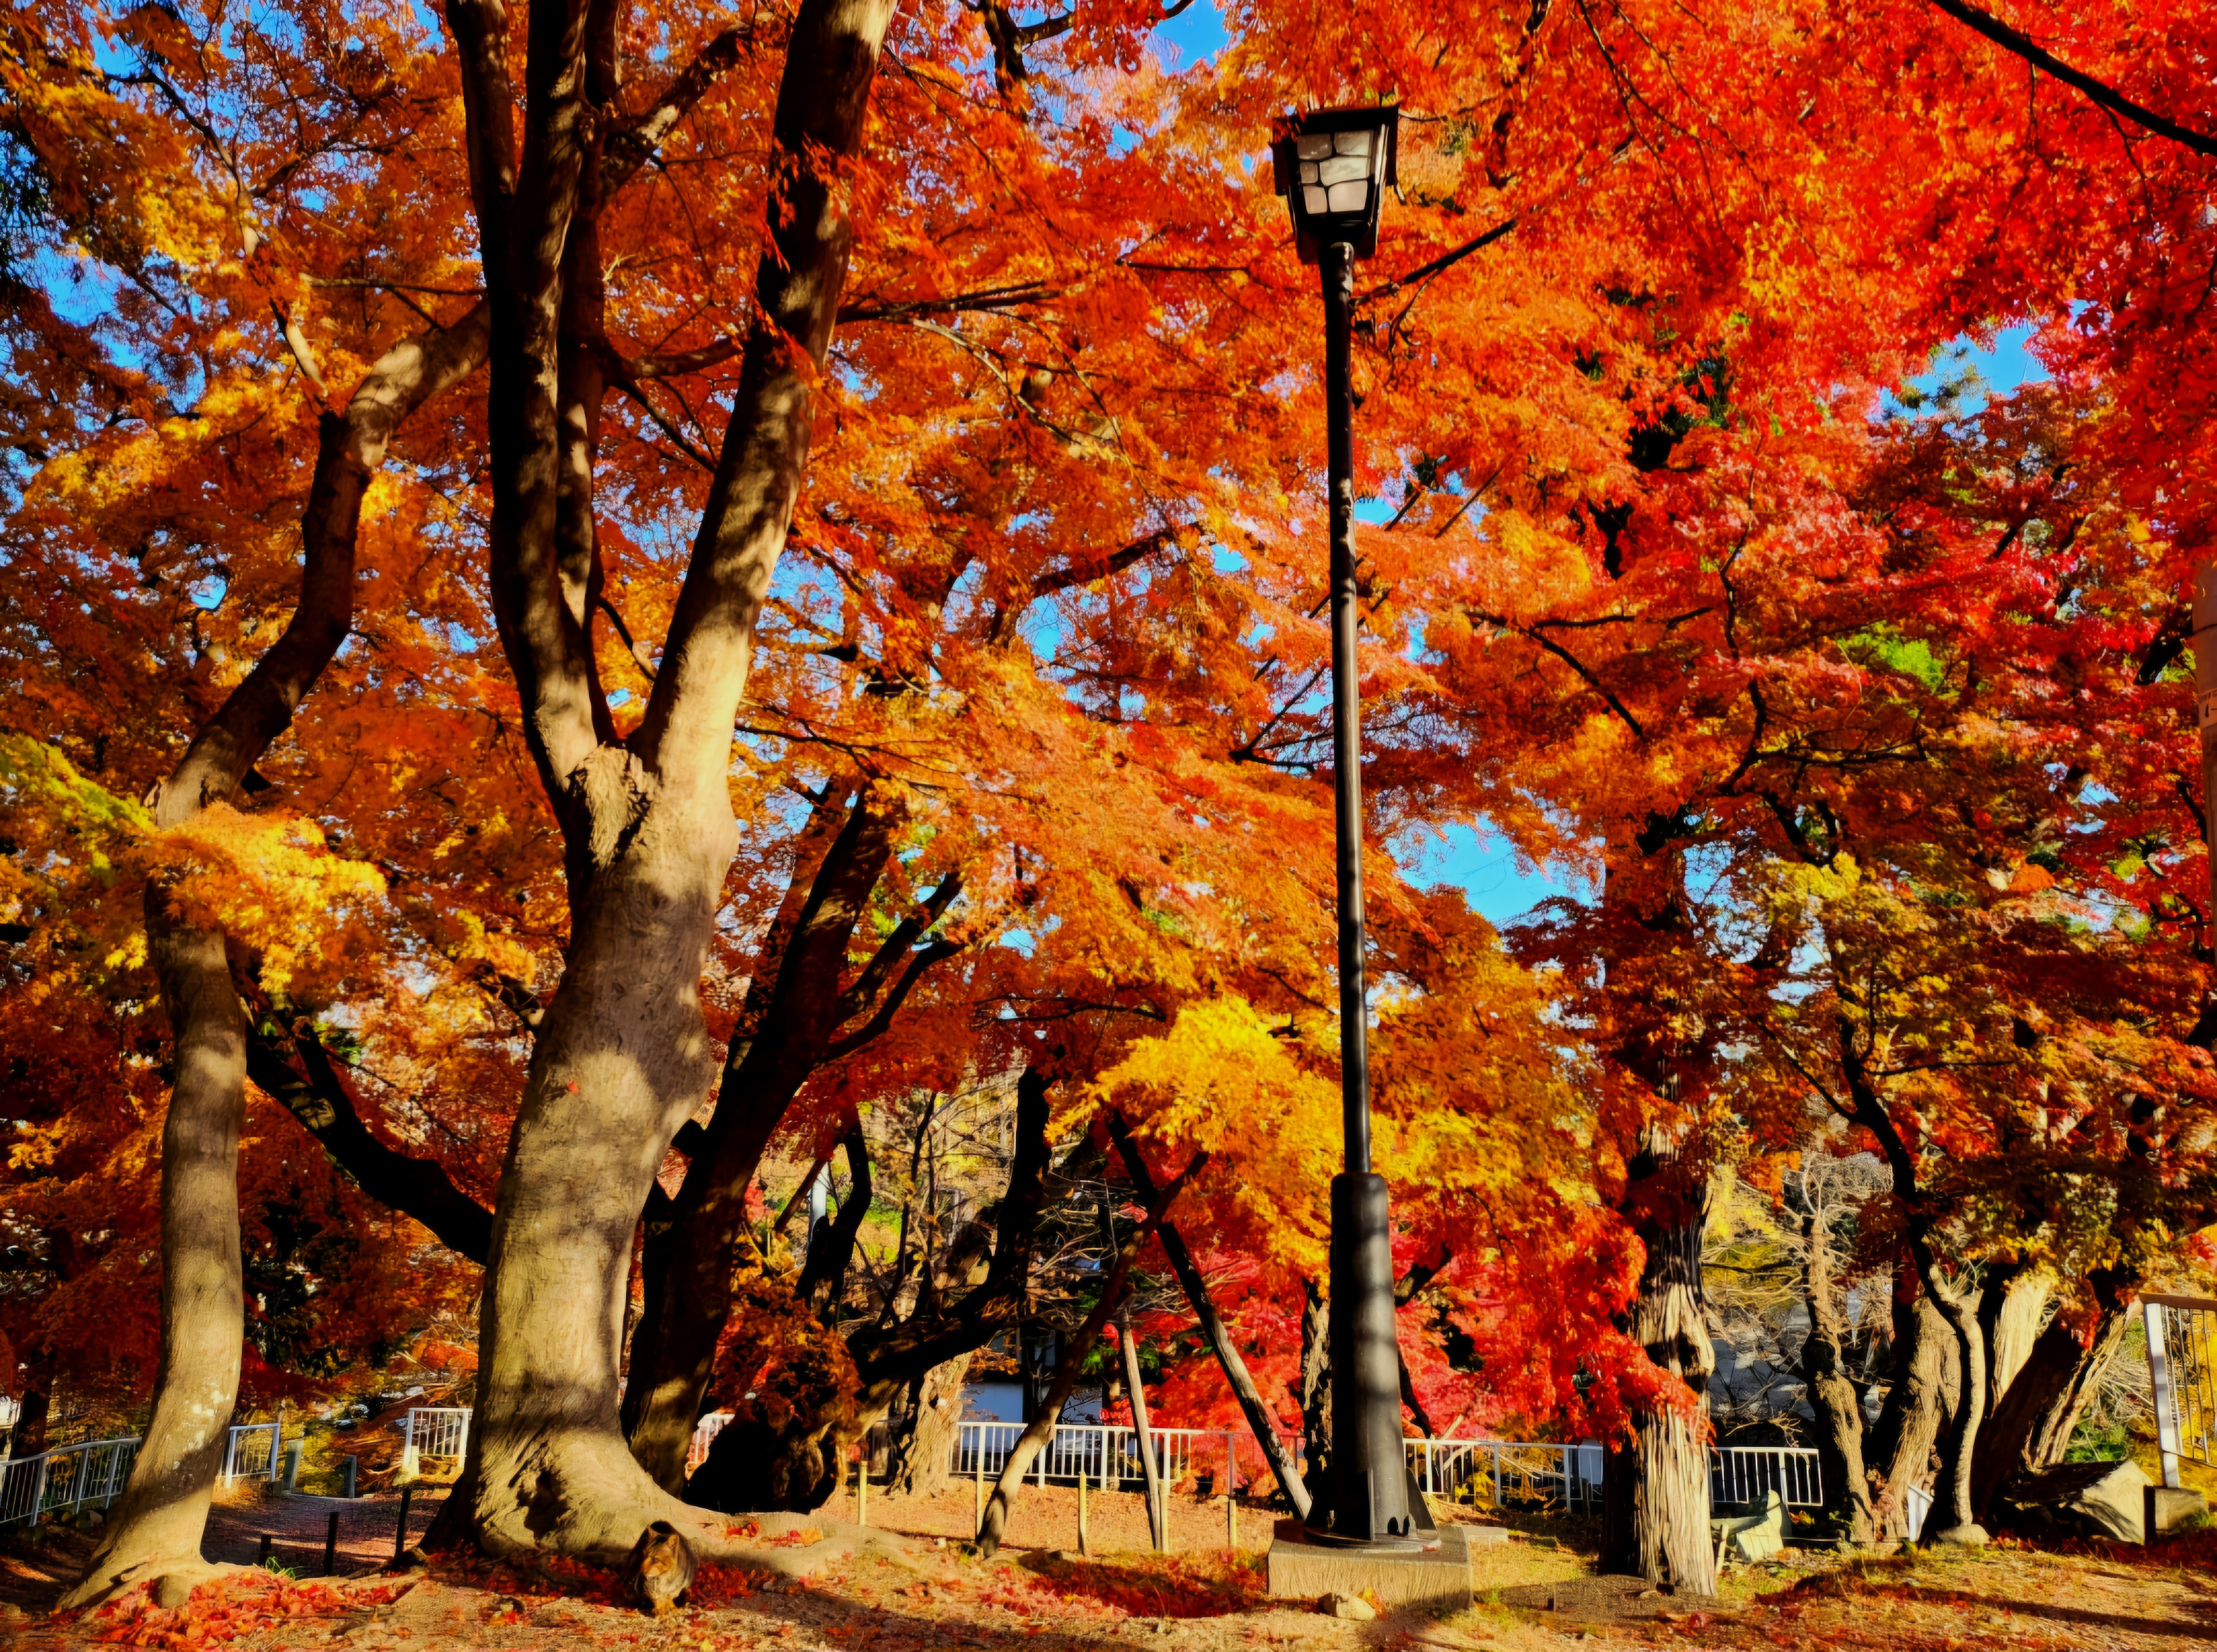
624 794 956 1490
1600 1126 1717 1594
1121 1314 1165 1549
1833 1010 1987 1544
62 307 489 1609
13 1351 54 1457
1298 1279 1329 1508
1798 1197 1872 1545
1105 1112 1311 1519
1920 1271 1987 1542
886 1353 971 1498
1867 1290 1957 1542
429 0 901 1559
1982 1269 2053 1414
1971 1266 2134 1517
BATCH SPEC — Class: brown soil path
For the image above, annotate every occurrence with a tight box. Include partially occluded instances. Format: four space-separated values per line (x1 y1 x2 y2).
6 1486 2215 1652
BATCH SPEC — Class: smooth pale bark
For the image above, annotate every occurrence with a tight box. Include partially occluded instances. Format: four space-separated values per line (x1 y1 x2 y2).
1798 1197 1873 1545
431 0 902 1560
1105 1112 1311 1520
1121 1314 1165 1550
1600 1125 1717 1594
1982 1270 2053 1411
63 306 490 1607
624 792 921 1488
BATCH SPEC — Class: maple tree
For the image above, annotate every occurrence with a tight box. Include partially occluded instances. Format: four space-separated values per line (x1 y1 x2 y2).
2 0 2215 1610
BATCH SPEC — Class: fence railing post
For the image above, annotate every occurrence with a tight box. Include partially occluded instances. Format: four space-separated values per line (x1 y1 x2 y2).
2148 1297 2184 1491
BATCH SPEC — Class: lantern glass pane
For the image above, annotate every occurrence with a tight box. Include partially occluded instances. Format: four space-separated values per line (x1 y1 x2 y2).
1299 161 1319 183
1325 180 1368 212
1302 185 1330 215
1334 129 1375 157
1296 134 1334 160
1317 155 1368 186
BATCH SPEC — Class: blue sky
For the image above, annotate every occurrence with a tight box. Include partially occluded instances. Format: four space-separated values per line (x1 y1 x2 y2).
1154 2 1231 67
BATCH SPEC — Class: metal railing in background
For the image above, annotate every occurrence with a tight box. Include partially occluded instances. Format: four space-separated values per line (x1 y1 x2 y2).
400 1407 472 1479
2146 1292 2217 1490
0 1435 140 1527
688 1412 734 1473
220 1422 281 1485
403 1406 735 1479
1710 1445 1822 1509
954 1423 1820 1515
954 1421 1245 1491
1407 1438 1607 1510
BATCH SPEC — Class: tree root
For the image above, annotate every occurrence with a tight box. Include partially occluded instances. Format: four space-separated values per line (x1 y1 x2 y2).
60 1557 243 1615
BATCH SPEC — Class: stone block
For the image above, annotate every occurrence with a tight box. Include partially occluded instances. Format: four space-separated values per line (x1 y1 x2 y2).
2146 1485 2207 1542
2003 1458 2148 1543
1266 1520 1470 1612
1710 1489 1784 1563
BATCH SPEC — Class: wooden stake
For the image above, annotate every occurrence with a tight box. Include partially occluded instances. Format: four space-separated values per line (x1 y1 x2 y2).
858 1458 869 1527
1078 1470 1090 1556
974 1450 984 1539
1226 1492 1236 1549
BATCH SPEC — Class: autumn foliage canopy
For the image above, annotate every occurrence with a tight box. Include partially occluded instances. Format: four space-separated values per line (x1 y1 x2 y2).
0 0 2213 1577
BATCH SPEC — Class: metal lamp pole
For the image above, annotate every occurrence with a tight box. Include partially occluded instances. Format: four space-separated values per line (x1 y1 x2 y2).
1258 96 1429 1550
1314 233 1418 1550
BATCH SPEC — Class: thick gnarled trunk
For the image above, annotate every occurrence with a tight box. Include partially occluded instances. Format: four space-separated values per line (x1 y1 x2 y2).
437 794 742 1556
1972 1266 2134 1518
1799 1198 1872 1545
1868 1290 1957 1542
1601 1128 1717 1594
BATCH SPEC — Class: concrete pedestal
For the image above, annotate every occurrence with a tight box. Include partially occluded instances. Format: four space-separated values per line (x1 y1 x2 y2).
1266 1520 1471 1611
2146 1485 2207 1542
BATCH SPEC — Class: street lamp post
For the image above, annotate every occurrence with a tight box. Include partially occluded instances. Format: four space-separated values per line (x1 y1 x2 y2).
1270 105 1430 1552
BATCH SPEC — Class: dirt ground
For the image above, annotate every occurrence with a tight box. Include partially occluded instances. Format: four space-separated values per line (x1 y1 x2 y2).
3 1480 2215 1652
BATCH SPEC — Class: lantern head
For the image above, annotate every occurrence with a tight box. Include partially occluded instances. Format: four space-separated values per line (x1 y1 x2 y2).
1269 105 1400 265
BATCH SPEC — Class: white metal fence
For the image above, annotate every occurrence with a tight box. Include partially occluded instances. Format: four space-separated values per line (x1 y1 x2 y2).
403 1406 735 1479
2146 1292 2217 1490
0 1435 140 1527
400 1407 471 1478
952 1423 1820 1514
1407 1438 1607 1509
220 1422 280 1485
688 1411 733 1473
955 1421 1243 1489
1902 1483 1932 1541
1710 1445 1822 1508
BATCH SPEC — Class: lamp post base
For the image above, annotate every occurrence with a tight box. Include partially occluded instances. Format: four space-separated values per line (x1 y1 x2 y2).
1267 1520 1470 1609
